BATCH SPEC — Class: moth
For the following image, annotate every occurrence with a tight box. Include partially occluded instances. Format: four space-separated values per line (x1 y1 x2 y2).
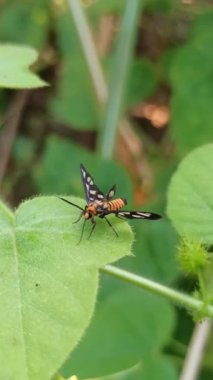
58 164 161 243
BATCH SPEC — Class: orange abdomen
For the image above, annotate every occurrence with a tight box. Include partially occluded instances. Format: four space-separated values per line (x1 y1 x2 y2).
107 198 126 211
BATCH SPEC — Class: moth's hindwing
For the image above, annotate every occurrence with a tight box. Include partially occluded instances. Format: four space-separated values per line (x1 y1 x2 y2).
106 184 116 200
115 211 161 220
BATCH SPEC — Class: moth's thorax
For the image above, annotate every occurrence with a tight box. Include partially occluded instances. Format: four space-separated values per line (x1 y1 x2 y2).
83 198 126 220
84 200 108 219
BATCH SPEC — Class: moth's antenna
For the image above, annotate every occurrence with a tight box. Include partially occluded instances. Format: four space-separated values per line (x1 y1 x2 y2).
58 197 84 211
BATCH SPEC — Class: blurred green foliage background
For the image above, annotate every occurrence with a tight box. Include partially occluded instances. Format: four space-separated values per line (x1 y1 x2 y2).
0 0 212 379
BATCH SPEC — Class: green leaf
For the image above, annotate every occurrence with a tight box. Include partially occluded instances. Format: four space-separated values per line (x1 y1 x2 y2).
50 57 99 129
167 144 213 245
62 284 175 378
81 356 178 380
0 1 50 48
170 12 213 154
0 196 133 379
138 356 178 380
145 0 177 12
125 59 157 108
0 44 47 89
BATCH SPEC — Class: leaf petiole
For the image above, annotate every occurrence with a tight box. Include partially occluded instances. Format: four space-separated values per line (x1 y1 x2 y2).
101 265 213 318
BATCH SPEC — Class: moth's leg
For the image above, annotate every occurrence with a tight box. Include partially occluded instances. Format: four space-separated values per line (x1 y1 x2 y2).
73 211 84 224
104 216 118 237
77 218 86 245
88 218 96 240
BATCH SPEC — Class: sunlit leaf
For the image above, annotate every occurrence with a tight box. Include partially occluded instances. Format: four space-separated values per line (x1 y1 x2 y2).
167 144 213 244
0 196 133 379
0 44 47 88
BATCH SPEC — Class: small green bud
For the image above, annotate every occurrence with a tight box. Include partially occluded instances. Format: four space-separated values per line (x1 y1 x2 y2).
178 237 208 275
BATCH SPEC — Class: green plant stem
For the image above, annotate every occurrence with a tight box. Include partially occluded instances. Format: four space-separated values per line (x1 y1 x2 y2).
98 0 141 159
180 320 212 380
67 0 107 105
197 269 206 300
101 265 213 317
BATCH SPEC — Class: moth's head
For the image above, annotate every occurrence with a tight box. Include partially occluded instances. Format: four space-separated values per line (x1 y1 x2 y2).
84 210 91 220
84 205 94 219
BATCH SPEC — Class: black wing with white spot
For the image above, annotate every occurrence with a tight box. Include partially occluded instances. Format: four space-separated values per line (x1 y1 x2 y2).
112 211 161 220
80 164 105 203
106 184 116 200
